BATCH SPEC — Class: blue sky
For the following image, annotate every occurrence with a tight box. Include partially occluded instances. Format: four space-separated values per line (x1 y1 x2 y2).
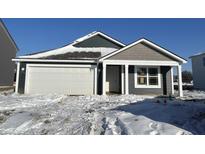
3 18 205 71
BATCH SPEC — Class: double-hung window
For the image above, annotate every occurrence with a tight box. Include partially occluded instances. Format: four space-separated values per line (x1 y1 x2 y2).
135 66 161 88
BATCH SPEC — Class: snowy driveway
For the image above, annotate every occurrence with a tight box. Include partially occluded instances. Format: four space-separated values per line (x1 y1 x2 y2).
0 91 205 135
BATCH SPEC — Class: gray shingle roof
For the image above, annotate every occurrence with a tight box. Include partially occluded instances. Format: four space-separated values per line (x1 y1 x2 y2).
39 51 101 60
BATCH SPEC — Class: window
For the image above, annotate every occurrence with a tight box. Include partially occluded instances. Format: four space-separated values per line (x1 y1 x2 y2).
137 68 147 85
135 66 161 88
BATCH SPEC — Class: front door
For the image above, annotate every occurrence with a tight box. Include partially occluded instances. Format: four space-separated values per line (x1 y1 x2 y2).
106 65 120 94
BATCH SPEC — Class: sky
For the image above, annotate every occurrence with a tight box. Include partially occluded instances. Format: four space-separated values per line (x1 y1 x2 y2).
3 18 205 71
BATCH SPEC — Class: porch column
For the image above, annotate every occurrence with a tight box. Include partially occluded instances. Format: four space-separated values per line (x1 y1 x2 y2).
94 67 97 95
177 64 183 97
170 67 174 95
102 63 106 95
15 62 20 94
121 65 124 94
125 64 129 95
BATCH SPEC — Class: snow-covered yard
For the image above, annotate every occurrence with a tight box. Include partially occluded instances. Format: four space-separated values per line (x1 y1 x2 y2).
0 90 205 135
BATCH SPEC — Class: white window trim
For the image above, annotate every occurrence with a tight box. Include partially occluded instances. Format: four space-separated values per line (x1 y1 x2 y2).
134 66 161 88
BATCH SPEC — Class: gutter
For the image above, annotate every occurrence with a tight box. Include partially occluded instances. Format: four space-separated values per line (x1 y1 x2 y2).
12 58 97 63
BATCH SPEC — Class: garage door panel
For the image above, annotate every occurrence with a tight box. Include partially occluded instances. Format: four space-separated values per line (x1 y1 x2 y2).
25 65 95 95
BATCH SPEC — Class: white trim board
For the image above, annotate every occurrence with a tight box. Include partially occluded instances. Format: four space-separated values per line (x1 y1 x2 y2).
171 67 174 95
121 65 124 94
103 60 179 66
94 67 97 95
100 38 187 64
12 58 96 63
25 63 96 68
15 62 20 93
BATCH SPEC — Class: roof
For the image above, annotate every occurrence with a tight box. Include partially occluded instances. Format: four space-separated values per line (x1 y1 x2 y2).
19 46 118 60
0 19 19 51
17 31 122 60
100 38 187 64
15 31 186 64
38 52 101 60
189 52 205 58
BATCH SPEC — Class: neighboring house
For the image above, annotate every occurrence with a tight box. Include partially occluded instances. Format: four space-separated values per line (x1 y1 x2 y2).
0 20 19 86
190 52 205 90
13 31 187 96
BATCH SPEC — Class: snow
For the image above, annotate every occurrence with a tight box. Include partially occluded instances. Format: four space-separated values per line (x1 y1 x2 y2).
18 31 123 59
19 45 117 59
190 51 205 58
73 31 97 43
0 90 205 135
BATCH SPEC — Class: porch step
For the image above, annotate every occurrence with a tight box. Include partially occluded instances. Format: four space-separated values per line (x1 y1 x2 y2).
0 86 15 92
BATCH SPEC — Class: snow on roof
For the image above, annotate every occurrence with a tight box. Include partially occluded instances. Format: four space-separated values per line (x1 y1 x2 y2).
72 31 98 44
189 52 205 58
19 45 118 59
19 31 123 59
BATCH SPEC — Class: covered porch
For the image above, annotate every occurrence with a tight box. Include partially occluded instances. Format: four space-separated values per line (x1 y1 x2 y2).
102 60 183 97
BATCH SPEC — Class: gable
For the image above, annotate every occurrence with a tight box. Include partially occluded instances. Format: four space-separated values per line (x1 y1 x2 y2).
73 34 123 49
107 42 178 61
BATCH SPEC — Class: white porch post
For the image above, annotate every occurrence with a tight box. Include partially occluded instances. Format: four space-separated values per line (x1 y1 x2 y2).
102 63 106 95
170 67 174 95
125 64 129 95
121 65 124 94
177 64 183 97
94 66 97 95
15 62 20 94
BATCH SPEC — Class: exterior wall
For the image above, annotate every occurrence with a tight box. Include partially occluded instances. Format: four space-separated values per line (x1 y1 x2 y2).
162 66 172 95
128 66 172 95
106 65 120 93
191 55 205 90
108 43 176 61
74 35 122 49
0 23 17 86
17 61 172 95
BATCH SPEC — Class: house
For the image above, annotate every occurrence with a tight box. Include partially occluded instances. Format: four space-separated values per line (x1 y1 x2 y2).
0 20 19 87
13 31 187 96
190 52 205 90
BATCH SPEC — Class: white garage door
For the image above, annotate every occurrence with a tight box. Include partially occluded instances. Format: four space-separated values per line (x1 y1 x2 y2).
25 64 97 95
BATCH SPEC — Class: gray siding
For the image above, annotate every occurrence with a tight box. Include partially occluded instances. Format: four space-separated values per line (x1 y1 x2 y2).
0 22 17 86
108 42 176 61
74 35 122 49
162 66 172 95
191 55 205 90
128 66 171 95
18 62 172 95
